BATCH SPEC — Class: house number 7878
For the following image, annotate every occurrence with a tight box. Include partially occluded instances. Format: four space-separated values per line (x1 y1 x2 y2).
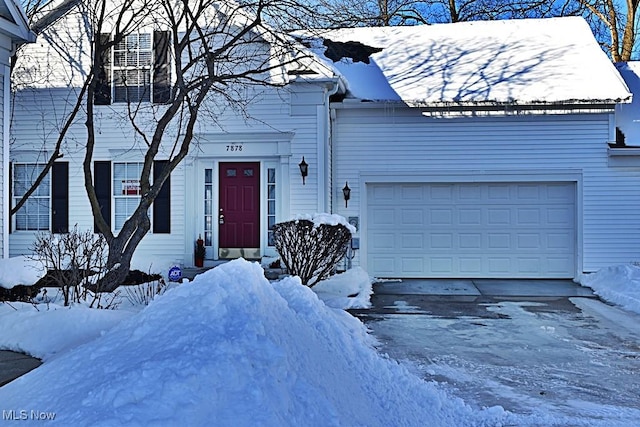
226 144 243 152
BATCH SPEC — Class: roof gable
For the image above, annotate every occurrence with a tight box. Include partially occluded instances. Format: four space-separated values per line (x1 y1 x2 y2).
306 17 631 107
0 0 34 43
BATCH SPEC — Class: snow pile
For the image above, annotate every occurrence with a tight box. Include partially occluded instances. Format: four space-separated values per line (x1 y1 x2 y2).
0 259 507 426
291 212 357 234
312 267 372 309
580 263 640 315
0 256 45 289
0 303 135 360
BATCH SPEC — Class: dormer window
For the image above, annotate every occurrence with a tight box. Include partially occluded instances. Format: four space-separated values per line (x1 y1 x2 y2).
95 31 171 105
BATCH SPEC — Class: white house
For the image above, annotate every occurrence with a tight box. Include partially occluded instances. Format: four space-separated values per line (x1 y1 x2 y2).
0 0 33 259
8 2 636 281
313 17 633 279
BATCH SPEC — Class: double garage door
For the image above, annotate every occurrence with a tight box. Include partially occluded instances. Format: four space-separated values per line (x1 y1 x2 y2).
367 182 576 278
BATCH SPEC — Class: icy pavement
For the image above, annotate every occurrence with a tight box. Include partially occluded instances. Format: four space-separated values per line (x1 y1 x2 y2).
355 280 640 425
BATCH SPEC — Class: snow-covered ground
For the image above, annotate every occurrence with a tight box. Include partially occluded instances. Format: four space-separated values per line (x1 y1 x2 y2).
0 256 639 425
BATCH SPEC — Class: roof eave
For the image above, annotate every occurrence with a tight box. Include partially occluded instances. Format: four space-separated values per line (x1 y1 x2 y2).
332 98 627 114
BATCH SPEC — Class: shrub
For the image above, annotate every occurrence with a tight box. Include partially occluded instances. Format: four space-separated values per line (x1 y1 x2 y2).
273 216 352 287
123 278 169 306
30 226 107 307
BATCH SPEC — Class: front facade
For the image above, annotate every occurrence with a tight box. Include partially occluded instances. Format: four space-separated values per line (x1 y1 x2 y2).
9 1 341 269
7 7 640 281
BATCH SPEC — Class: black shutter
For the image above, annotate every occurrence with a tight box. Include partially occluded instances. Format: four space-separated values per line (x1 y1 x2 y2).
153 160 171 233
94 161 111 232
51 162 69 233
153 31 171 104
94 33 112 105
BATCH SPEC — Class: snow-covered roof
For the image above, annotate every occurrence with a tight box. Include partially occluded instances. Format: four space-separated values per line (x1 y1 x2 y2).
304 17 631 107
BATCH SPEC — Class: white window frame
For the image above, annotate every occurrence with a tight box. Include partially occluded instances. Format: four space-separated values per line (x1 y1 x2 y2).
12 163 50 231
113 162 144 231
112 32 152 103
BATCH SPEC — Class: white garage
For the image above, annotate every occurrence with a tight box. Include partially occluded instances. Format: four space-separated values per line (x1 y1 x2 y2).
366 181 576 278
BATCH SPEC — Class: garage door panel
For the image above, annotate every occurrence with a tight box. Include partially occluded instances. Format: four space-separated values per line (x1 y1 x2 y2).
367 182 575 278
401 233 424 249
488 184 512 200
430 185 454 200
402 258 424 273
402 209 424 225
370 232 396 250
459 209 482 224
459 233 482 249
460 257 482 274
547 208 573 225
517 208 541 225
371 208 395 226
401 185 424 201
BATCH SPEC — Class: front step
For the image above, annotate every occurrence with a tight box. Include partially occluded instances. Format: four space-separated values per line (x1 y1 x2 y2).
178 260 287 281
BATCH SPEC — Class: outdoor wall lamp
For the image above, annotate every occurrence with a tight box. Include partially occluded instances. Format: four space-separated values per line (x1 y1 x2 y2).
298 157 308 185
342 182 351 207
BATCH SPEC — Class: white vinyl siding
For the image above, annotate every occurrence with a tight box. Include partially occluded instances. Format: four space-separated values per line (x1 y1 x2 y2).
332 106 639 276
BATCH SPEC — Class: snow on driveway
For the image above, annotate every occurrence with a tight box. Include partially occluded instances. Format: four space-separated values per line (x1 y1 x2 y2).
362 295 640 426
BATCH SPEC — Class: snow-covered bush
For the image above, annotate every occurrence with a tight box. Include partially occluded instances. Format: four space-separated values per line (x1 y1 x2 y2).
30 226 107 307
272 214 353 287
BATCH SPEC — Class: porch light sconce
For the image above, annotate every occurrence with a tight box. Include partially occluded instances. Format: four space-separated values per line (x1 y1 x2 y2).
298 157 308 185
342 181 351 207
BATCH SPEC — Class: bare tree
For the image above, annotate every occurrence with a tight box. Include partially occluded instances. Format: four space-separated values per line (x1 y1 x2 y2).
300 0 640 60
302 0 583 27
12 0 313 292
579 0 640 61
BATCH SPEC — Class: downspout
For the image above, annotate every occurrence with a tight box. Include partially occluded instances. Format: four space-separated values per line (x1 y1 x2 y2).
317 77 342 213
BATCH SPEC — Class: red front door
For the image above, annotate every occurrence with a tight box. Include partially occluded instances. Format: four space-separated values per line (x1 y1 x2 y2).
219 162 260 257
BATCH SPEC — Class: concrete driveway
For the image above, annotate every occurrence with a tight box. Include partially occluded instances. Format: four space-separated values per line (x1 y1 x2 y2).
0 350 41 387
351 279 640 425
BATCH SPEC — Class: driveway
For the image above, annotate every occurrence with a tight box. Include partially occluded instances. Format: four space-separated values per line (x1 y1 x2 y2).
351 279 640 425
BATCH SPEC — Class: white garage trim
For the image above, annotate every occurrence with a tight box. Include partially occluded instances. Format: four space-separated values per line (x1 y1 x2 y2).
360 170 583 280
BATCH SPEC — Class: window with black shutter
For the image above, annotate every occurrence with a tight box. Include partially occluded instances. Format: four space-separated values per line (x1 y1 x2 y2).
94 31 171 105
